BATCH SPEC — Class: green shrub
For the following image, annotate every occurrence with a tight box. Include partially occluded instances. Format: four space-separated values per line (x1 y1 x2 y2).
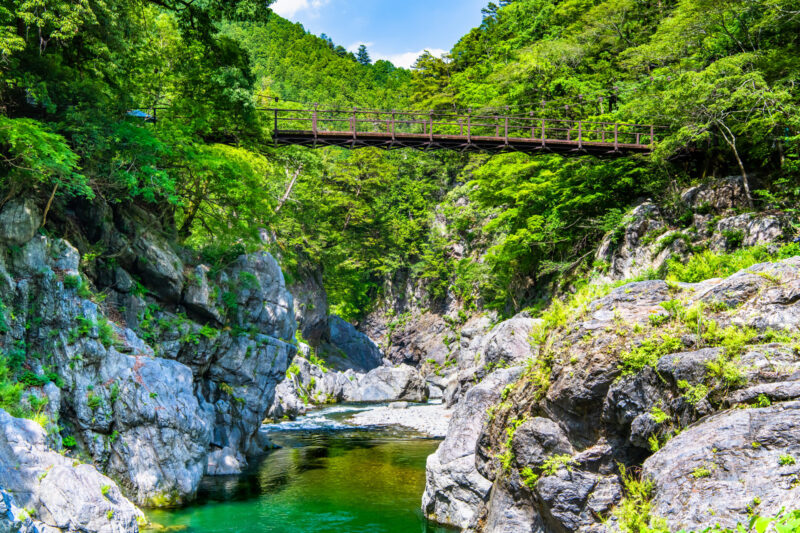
63 275 82 289
87 393 103 410
620 334 682 374
667 243 800 284
97 318 114 348
612 465 669 533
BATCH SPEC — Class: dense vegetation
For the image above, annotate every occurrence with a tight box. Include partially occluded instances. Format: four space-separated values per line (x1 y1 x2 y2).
1 0 799 322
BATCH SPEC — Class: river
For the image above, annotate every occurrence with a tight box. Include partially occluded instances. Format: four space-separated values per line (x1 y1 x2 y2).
146 404 457 532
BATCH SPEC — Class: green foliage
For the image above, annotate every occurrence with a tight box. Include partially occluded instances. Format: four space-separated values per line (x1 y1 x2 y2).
62 435 77 448
649 406 669 424
779 454 796 466
539 454 576 477
620 334 682 374
613 465 669 533
3 0 800 326
63 276 82 290
678 380 710 406
667 244 800 284
87 393 103 411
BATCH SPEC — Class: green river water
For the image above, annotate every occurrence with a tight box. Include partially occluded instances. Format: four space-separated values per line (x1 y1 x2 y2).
146 405 457 533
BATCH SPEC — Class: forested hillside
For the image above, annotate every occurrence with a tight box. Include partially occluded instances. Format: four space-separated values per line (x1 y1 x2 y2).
404 0 800 312
1 0 799 320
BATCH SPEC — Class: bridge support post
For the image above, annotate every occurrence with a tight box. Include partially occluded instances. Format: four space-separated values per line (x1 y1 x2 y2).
351 107 357 144
541 118 546 148
614 123 619 151
530 111 534 139
578 121 583 150
312 103 318 147
429 110 434 143
467 109 472 145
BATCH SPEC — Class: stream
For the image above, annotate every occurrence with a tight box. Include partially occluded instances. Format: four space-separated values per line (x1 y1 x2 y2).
146 404 457 532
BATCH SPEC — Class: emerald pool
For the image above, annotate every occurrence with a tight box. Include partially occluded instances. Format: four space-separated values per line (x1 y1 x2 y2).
146 405 457 533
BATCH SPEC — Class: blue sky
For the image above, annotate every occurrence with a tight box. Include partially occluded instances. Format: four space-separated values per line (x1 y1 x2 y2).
270 0 488 68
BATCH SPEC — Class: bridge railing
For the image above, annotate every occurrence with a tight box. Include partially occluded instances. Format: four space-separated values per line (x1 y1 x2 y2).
265 107 659 148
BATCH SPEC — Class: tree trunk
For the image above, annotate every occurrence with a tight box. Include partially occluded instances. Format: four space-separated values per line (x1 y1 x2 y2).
275 164 303 214
717 122 754 209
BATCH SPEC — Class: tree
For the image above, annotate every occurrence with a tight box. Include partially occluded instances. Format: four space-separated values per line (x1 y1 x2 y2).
356 44 371 65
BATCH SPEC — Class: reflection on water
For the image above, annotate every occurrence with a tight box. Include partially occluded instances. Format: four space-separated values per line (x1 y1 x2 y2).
147 405 457 533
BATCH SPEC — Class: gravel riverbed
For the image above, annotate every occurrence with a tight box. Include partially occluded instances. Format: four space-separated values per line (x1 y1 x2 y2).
345 403 452 437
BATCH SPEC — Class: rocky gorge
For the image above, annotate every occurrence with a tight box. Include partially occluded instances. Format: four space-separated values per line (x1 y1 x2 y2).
0 195 443 532
2 177 800 533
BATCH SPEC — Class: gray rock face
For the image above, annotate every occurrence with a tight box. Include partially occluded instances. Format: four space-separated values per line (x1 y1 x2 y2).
710 213 787 252
0 198 41 246
595 179 787 284
422 367 523 529
681 176 750 212
0 409 144 532
0 228 296 507
643 402 800 531
443 314 538 409
355 364 428 403
129 231 185 303
321 315 383 372
595 202 669 281
479 316 540 369
481 483 543 533
287 262 329 346
434 255 800 532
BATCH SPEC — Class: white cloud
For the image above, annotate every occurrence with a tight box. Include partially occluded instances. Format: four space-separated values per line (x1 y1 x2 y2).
346 41 374 53
271 0 329 18
375 48 448 69
345 44 448 69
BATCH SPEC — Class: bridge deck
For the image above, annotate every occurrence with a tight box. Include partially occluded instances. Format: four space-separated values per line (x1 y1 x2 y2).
267 107 658 156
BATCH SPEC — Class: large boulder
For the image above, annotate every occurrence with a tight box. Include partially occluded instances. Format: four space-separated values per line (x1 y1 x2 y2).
0 409 144 532
643 402 800 531
479 315 540 369
354 364 428 403
287 262 329 346
445 314 534 408
710 213 786 252
681 176 751 212
128 231 185 303
422 366 523 529
267 355 360 420
456 256 800 532
0 198 41 246
321 315 383 372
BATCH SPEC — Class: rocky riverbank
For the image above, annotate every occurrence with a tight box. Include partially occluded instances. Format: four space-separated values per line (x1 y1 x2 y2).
420 179 800 532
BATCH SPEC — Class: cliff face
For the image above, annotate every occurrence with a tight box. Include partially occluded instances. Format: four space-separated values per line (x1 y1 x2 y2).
422 179 800 532
0 196 297 530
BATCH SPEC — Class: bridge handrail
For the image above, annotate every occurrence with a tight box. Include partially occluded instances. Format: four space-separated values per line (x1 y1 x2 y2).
264 106 663 151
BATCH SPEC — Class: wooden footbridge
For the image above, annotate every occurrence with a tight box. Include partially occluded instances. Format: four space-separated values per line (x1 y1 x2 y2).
267 107 659 156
